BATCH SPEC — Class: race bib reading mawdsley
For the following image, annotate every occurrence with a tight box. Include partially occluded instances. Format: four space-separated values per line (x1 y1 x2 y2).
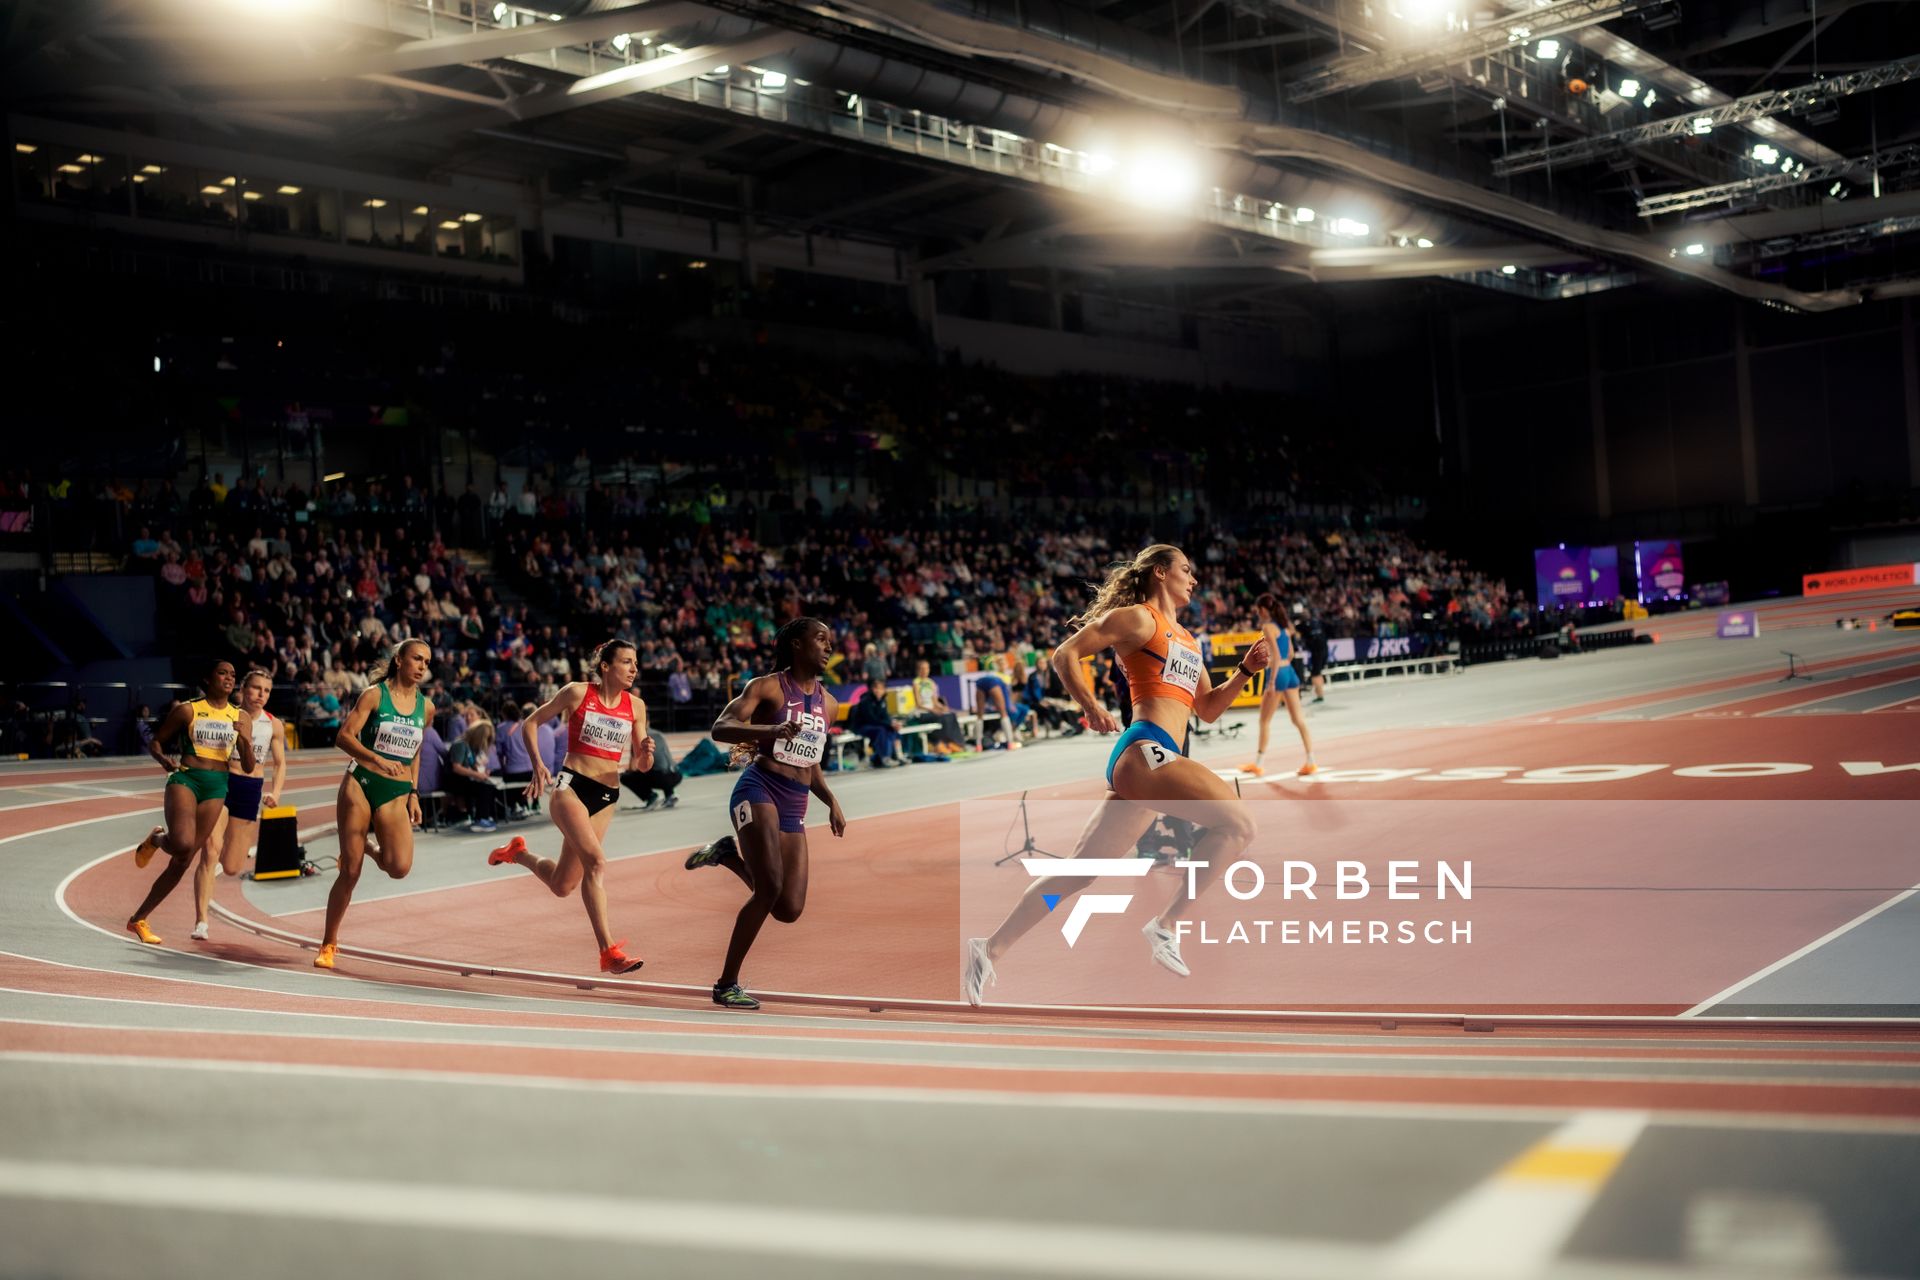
771 709 827 767
1162 637 1204 693
578 709 633 755
372 719 425 762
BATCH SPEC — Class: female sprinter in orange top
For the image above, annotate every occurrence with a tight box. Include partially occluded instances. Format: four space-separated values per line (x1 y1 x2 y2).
1242 593 1316 777
963 544 1270 1004
486 639 650 975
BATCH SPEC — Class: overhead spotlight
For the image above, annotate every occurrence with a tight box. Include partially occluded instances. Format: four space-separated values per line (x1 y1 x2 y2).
1642 89 1657 108
1416 237 1434 248
1534 38 1560 58
56 163 83 174
845 93 860 109
610 32 630 51
1829 181 1844 196
1119 150 1201 209
77 153 101 163
1500 264 1518 275
1293 206 1315 223
1779 155 1794 172
132 174 146 183
221 176 237 186
1690 116 1713 135
1617 78 1640 97
412 205 430 215
1683 242 1706 256
703 63 730 79
141 164 164 174
438 220 462 229
277 185 301 195
759 70 788 90
200 185 226 195
242 190 262 201
1333 217 1370 237
1751 144 1778 165
492 2 508 20
13 143 36 154
364 198 387 208
1083 151 1117 175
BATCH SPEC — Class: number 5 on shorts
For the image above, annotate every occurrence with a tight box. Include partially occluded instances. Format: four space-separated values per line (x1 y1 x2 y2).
1138 740 1173 770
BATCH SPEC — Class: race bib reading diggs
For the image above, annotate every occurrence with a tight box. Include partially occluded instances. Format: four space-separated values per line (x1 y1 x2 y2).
190 717 235 754
372 719 424 761
771 709 827 767
1162 638 1204 693
578 709 633 754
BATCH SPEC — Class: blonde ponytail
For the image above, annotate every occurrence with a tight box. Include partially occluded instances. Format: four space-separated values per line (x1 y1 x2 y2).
1071 544 1184 629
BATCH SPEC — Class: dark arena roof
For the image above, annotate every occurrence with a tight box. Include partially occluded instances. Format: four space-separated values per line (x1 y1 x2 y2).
7 0 1918 315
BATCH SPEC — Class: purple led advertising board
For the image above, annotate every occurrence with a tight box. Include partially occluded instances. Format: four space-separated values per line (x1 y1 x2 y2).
1588 545 1621 603
1636 539 1686 602
1535 546 1590 608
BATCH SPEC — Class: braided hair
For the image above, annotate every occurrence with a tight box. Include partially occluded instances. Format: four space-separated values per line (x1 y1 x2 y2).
728 617 827 765
773 617 826 673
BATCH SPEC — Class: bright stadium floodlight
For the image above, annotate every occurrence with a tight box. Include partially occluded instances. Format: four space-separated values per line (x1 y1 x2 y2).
760 71 788 90
1683 242 1705 255
1501 264 1518 274
1751 144 1778 165
611 33 630 52
1535 38 1560 59
1618 78 1640 97
1119 149 1200 209
1293 206 1315 223
492 2 508 20
1416 237 1434 248
1642 88 1657 107
1691 116 1713 135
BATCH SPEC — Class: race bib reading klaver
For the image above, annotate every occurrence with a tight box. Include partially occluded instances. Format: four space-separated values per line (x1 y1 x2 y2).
1162 637 1204 693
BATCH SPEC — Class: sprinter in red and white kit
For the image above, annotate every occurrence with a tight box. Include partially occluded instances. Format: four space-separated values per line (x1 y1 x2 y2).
487 639 651 974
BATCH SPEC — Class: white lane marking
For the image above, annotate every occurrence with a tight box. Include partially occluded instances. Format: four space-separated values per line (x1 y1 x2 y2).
3 1013 1904 1082
5 1051 1919 1135
1383 1110 1649 1279
1681 879 1920 1017
0 1156 1371 1280
10 949 1914 1061
0 1017 1910 1093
